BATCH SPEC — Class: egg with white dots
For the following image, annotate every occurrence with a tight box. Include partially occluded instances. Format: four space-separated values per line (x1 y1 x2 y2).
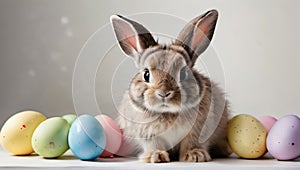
266 115 300 160
228 114 267 159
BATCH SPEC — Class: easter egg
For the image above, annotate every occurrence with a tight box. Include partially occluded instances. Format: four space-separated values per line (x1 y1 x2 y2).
62 114 77 125
95 114 122 157
0 111 46 155
32 117 70 158
68 114 106 160
266 115 300 160
228 114 267 159
259 116 277 133
115 130 140 157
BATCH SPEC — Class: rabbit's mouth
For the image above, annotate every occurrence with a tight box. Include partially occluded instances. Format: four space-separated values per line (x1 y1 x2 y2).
161 103 168 107
148 102 181 113
160 103 171 110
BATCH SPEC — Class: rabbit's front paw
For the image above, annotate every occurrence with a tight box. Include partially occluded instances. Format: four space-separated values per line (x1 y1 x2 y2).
180 148 212 162
139 150 170 163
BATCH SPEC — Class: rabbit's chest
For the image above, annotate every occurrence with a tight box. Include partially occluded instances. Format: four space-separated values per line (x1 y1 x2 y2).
134 119 192 149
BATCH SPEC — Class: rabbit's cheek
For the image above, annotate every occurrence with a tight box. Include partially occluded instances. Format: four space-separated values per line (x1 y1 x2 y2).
169 96 181 107
130 82 147 98
179 81 200 106
170 90 181 103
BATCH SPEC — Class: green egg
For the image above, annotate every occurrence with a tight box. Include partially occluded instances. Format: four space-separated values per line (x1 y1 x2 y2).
32 117 69 158
62 114 77 125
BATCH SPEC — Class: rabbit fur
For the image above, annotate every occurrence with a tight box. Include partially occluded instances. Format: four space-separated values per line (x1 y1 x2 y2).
110 9 231 163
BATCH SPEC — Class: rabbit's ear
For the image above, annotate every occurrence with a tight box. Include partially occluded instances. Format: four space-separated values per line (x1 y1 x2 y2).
110 15 157 63
175 10 218 67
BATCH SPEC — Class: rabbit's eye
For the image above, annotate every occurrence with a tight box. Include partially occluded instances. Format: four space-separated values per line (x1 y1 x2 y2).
180 66 188 81
143 69 150 83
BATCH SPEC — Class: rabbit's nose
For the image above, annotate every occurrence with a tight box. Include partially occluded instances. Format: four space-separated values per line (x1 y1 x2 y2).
155 90 174 99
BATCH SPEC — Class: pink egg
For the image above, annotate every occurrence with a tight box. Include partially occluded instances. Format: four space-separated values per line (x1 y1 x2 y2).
115 130 140 157
259 116 277 132
266 115 300 160
95 114 122 157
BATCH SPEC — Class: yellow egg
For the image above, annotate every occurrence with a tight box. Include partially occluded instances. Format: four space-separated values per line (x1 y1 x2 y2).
228 114 267 159
0 111 46 155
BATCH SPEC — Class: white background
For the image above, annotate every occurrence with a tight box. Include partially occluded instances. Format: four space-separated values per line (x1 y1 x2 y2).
0 0 300 127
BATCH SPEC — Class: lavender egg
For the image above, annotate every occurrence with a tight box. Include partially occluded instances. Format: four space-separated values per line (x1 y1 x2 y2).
266 115 300 160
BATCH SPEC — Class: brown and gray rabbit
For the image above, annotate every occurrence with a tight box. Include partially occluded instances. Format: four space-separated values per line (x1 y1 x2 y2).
110 9 231 163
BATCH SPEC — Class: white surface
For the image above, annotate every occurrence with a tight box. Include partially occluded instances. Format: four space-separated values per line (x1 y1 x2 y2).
1 0 300 127
1 148 300 170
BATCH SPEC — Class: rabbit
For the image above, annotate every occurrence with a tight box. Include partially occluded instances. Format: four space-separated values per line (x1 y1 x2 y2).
110 9 232 163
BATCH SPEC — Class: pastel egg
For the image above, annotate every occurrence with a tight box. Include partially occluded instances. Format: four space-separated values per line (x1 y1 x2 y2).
95 114 122 157
62 114 77 125
259 116 277 133
266 115 300 160
68 114 106 160
0 111 46 155
115 130 140 157
32 117 70 158
228 114 267 159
